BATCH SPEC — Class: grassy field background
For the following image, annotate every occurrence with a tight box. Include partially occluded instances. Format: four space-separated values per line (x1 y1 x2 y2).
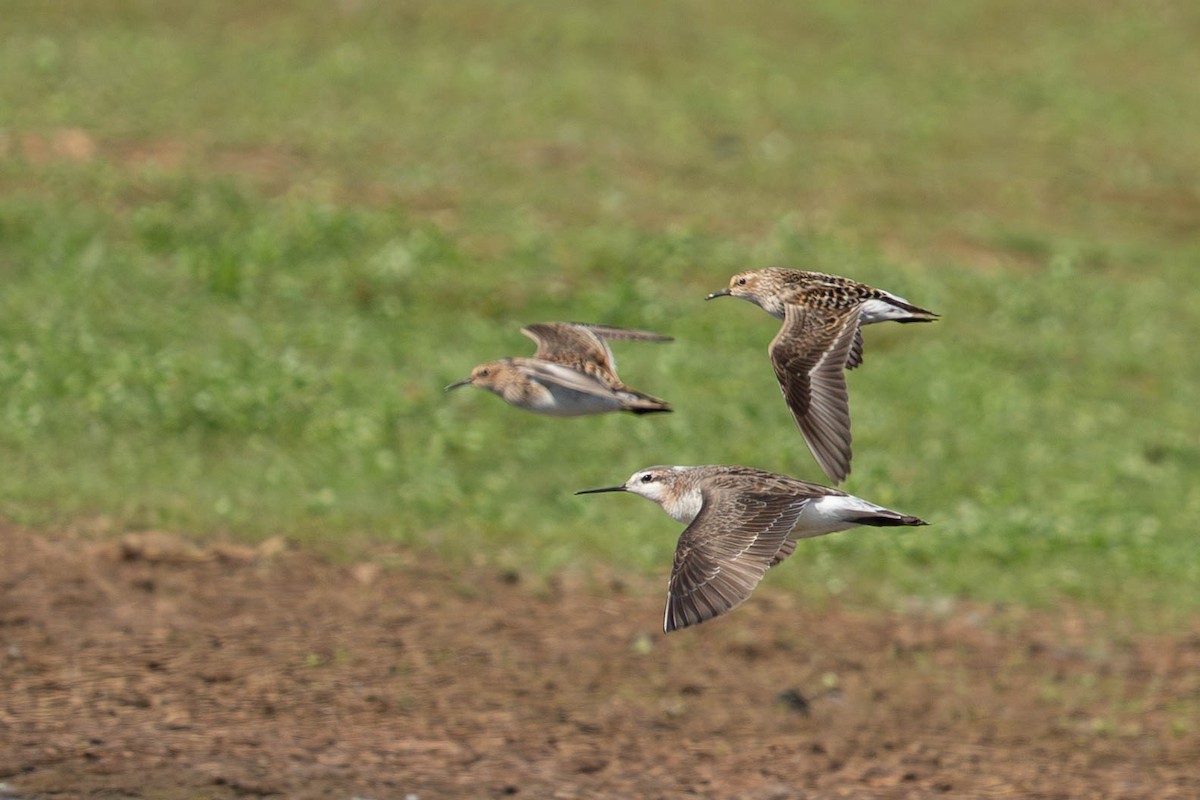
2 0 1198 626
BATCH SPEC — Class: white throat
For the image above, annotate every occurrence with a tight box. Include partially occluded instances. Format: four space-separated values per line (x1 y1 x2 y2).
743 293 785 320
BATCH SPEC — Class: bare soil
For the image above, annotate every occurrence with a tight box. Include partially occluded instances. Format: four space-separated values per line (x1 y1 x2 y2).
2 522 1198 799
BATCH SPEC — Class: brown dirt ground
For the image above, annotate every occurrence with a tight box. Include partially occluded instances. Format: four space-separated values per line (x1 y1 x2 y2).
2 522 1198 800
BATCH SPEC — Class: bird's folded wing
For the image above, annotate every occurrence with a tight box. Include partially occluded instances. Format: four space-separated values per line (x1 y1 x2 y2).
516 358 616 397
846 326 865 370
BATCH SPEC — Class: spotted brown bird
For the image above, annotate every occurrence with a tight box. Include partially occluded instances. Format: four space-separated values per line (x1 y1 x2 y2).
708 268 937 483
446 322 673 416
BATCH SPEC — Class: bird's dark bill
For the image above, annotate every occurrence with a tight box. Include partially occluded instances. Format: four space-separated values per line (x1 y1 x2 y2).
705 289 731 300
575 485 627 495
444 378 472 392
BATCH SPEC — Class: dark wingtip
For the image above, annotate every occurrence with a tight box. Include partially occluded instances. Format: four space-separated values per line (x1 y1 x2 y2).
628 406 673 415
663 603 716 633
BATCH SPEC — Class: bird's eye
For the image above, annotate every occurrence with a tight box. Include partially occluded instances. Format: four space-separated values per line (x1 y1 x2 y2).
640 473 654 483
736 277 747 286
478 368 490 377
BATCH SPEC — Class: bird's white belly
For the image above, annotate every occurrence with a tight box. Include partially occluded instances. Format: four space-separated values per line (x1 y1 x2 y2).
535 383 621 416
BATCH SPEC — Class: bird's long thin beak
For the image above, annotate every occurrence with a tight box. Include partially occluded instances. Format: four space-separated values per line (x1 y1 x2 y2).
575 485 627 495
705 288 731 300
444 378 472 392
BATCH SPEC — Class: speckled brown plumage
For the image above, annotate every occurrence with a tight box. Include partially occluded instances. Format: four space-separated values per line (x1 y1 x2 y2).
708 268 937 483
446 322 673 416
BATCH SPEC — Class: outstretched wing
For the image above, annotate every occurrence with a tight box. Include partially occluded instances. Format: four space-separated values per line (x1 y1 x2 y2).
768 304 862 484
574 322 673 344
522 322 672 374
521 323 614 368
664 490 809 633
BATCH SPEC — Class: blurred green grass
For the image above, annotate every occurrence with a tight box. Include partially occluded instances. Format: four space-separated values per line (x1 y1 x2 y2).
2 0 1198 626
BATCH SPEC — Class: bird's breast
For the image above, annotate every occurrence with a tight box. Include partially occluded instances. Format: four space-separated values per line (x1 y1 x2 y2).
663 490 704 524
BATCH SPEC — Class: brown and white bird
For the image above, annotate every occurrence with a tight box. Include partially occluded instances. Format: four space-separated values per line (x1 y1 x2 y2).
445 322 673 416
707 268 938 483
577 464 927 632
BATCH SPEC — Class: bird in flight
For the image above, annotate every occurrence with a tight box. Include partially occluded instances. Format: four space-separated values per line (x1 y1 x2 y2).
578 464 927 632
446 322 673 416
708 268 937 483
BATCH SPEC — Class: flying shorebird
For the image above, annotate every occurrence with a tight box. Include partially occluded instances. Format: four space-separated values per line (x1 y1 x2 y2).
578 464 927 632
707 268 938 484
445 322 673 416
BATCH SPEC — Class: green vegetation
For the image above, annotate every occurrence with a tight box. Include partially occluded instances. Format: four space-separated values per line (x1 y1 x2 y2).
2 0 1198 625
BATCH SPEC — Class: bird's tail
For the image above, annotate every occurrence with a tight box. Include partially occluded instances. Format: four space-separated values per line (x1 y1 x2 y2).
889 296 939 323
850 510 928 527
893 306 939 324
619 389 673 415
863 294 940 324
